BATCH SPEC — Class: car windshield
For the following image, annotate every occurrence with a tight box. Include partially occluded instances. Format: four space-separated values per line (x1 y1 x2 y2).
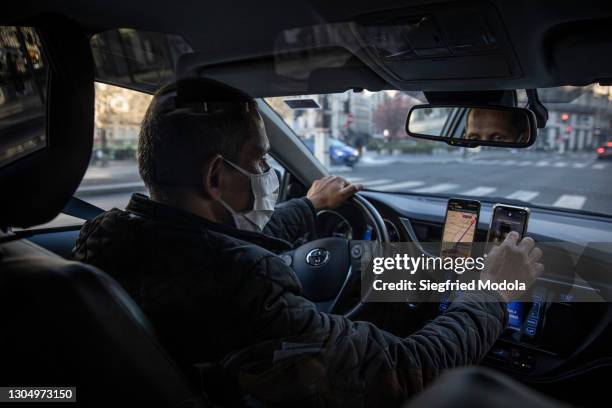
266 86 612 216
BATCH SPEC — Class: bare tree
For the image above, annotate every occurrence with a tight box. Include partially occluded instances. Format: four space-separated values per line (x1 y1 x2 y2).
373 93 415 140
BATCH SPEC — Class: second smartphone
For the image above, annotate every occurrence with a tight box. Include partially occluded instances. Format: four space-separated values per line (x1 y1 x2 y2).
486 204 530 247
441 198 481 258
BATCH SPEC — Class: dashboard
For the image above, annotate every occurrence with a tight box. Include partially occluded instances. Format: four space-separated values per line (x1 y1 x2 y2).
317 191 612 395
317 207 402 242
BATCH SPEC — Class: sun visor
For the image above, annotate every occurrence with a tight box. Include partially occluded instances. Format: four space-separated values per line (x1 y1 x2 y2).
176 49 388 97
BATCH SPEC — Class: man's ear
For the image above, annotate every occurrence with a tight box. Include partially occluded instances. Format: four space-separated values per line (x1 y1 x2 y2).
202 155 225 200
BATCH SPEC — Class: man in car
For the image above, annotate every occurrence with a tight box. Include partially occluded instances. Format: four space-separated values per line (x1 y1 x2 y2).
464 107 529 143
73 79 543 406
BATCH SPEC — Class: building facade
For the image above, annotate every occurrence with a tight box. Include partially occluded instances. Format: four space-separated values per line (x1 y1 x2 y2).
536 87 612 152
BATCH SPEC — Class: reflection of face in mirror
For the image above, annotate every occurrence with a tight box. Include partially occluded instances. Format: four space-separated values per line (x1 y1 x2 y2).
464 108 529 143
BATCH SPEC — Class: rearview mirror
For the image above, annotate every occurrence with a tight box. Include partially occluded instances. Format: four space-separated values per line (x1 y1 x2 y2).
405 105 537 148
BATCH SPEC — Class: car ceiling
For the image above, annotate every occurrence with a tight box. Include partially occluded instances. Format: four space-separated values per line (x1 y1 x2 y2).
9 0 612 96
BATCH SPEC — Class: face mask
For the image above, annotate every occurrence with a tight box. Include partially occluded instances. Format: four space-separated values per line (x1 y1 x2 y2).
217 158 279 232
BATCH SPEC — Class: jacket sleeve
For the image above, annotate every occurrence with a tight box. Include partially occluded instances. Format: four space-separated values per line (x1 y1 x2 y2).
263 197 317 246
224 254 508 407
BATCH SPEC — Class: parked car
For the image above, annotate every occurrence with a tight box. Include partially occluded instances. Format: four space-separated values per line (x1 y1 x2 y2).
303 138 360 166
596 141 612 159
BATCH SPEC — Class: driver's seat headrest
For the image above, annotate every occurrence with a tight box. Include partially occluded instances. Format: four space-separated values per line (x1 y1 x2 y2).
0 20 94 228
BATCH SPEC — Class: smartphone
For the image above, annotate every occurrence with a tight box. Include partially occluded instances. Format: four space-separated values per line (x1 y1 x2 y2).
440 198 481 258
486 204 530 248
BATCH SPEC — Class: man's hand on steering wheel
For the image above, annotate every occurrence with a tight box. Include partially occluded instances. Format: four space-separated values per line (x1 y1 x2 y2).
306 176 363 211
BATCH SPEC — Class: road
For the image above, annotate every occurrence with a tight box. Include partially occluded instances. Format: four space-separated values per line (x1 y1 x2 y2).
337 151 612 215
38 150 612 230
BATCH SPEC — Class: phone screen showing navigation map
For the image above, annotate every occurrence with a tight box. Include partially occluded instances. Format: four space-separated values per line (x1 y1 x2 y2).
441 199 480 258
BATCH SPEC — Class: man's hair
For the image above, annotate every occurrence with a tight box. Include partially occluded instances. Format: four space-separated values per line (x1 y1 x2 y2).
138 79 259 195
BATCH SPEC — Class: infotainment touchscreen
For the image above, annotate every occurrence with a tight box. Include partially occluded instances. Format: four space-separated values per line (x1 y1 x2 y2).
440 293 544 340
507 302 525 331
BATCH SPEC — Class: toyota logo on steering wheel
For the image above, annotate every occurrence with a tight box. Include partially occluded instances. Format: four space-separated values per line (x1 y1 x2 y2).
306 248 330 267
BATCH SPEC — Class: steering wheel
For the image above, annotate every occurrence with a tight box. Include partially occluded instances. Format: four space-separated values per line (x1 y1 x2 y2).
280 194 389 319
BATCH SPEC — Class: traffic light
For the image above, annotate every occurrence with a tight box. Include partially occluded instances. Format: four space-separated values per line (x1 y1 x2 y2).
561 113 570 122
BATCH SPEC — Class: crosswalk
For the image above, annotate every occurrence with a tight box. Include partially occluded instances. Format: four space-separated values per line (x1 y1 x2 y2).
463 158 607 170
506 190 539 201
338 156 611 212
360 178 393 187
346 177 591 210
413 183 458 193
552 195 586 209
460 186 497 196
375 181 425 191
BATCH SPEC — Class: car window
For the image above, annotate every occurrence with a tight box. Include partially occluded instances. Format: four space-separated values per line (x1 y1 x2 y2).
0 26 47 168
76 82 151 203
26 83 149 229
266 87 612 216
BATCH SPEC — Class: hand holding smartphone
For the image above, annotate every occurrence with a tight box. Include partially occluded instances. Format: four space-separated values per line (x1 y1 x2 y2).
486 204 530 249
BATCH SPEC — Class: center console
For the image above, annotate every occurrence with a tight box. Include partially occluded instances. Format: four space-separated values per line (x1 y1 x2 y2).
439 285 607 376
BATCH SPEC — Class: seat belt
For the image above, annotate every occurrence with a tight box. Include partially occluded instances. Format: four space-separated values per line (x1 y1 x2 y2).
62 196 105 221
0 197 105 245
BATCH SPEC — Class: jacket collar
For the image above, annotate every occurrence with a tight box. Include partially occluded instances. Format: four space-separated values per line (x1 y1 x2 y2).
125 193 292 252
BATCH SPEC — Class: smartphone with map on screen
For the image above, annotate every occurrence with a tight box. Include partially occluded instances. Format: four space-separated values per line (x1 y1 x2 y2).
441 198 481 258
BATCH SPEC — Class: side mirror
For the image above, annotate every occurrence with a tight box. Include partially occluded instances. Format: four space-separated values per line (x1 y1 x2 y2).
405 105 537 148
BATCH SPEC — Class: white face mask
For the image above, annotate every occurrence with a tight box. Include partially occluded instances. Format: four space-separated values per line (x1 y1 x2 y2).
218 158 279 232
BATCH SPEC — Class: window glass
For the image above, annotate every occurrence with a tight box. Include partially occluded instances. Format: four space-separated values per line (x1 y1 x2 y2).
0 26 47 168
28 83 149 229
76 84 151 210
